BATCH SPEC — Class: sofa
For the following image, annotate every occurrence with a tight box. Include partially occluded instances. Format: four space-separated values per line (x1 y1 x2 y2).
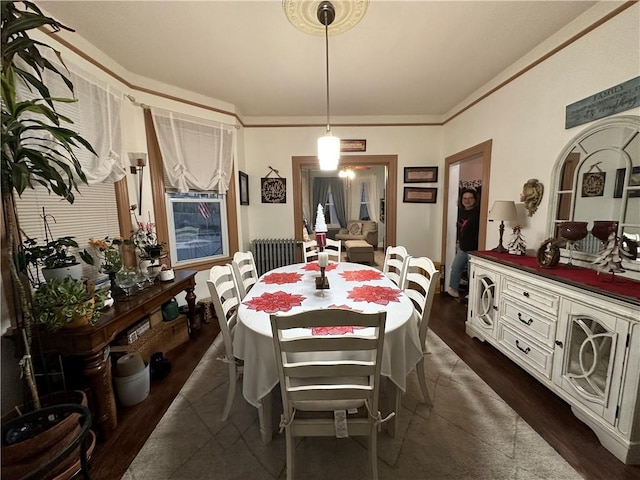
335 220 378 247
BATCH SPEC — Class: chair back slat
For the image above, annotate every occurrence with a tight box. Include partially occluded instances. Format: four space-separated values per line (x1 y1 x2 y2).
382 246 410 288
283 363 377 378
279 336 380 353
303 240 318 263
403 256 440 349
207 264 241 357
324 238 342 262
232 251 258 299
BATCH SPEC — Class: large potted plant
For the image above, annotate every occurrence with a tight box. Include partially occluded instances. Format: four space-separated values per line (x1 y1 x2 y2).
1 3 100 478
1 0 96 407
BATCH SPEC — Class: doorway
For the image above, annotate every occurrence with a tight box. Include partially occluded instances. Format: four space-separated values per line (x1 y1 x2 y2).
292 155 398 253
441 140 492 290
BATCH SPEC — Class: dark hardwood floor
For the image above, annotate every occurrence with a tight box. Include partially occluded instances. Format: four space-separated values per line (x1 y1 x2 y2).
88 295 640 480
89 319 219 480
430 294 640 480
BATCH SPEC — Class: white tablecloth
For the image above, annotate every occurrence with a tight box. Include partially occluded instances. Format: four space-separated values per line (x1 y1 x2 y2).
233 262 423 407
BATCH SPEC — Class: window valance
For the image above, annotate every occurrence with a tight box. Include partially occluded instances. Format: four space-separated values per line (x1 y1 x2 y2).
150 108 235 194
17 54 125 184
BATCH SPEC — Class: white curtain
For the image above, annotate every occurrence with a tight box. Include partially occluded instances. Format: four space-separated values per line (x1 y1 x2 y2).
350 177 363 220
151 109 235 193
363 174 379 223
32 55 125 184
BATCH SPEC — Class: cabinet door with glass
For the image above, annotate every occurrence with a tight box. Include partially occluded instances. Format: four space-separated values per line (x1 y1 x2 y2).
466 263 500 340
553 300 630 425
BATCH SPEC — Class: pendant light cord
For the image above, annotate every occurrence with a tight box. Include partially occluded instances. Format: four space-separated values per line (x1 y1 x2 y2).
324 9 331 134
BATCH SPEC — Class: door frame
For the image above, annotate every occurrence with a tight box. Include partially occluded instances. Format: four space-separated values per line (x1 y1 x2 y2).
441 140 492 276
292 155 398 252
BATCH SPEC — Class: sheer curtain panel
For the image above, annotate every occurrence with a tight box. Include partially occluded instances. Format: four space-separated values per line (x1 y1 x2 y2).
24 54 126 184
150 109 235 194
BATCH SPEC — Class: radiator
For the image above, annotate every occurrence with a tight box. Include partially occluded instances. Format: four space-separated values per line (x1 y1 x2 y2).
252 238 299 276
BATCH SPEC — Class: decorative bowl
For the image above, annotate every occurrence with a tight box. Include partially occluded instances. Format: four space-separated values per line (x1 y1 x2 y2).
558 221 588 242
591 221 618 243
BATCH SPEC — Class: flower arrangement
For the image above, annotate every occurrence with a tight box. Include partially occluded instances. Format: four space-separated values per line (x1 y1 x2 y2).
80 237 130 274
131 212 165 259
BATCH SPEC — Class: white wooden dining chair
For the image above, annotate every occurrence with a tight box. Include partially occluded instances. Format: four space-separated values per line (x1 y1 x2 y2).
403 256 440 406
324 238 342 262
382 245 410 288
231 250 258 299
270 309 390 480
207 264 242 421
302 240 318 263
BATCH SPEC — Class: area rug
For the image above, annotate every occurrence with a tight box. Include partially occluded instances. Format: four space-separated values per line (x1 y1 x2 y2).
123 330 582 479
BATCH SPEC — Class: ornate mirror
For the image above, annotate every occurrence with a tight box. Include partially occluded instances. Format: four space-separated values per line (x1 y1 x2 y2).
548 115 640 272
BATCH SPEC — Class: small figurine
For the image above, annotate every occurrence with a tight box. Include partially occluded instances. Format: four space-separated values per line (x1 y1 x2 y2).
507 225 526 255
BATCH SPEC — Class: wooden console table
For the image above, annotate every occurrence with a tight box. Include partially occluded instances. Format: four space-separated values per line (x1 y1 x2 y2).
37 269 198 440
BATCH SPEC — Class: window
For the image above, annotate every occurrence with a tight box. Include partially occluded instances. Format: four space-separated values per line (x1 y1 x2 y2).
359 185 371 220
166 193 228 265
324 189 339 226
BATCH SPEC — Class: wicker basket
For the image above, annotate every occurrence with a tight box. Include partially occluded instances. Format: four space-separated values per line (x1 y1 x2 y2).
111 314 189 362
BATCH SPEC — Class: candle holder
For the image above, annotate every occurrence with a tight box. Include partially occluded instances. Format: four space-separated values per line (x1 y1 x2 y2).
316 266 330 289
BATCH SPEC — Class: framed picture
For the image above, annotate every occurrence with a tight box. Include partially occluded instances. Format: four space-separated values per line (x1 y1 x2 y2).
239 171 249 205
404 166 438 183
261 177 286 203
581 171 606 197
403 187 437 203
340 139 366 152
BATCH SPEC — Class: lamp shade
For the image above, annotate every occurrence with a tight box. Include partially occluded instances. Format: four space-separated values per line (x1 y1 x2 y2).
318 134 340 170
488 200 517 221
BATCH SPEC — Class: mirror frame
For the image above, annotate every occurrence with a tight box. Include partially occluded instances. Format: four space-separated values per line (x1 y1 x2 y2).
548 114 640 270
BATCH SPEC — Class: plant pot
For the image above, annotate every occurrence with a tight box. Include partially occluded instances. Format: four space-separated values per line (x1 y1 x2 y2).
42 263 83 283
56 298 96 330
1 391 89 480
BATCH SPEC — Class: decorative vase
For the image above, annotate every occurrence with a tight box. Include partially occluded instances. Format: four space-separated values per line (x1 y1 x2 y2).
108 272 117 292
591 221 618 244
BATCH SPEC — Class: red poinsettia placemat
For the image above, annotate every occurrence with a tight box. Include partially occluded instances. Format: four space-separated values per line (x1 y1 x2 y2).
262 272 303 284
347 285 402 305
341 269 383 282
244 291 305 313
312 304 365 335
303 262 339 272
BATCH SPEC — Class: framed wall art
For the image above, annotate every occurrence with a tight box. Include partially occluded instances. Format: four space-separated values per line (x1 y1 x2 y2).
239 171 249 205
404 166 438 183
581 164 606 197
340 139 366 152
261 166 287 204
403 187 437 204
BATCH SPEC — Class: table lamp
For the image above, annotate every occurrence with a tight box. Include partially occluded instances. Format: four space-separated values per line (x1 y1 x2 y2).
488 200 517 253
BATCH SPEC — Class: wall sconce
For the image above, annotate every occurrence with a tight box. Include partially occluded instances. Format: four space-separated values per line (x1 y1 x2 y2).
128 152 147 215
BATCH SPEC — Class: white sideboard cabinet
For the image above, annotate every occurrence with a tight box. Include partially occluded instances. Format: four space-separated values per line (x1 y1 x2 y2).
466 252 640 464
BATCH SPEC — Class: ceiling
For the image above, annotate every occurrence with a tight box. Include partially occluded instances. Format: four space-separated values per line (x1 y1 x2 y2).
40 1 599 121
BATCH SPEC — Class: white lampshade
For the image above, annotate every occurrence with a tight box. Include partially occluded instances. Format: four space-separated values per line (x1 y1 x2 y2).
318 134 340 171
488 200 518 221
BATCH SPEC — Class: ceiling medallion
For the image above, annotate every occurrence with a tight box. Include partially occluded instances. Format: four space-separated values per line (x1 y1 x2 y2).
283 0 369 36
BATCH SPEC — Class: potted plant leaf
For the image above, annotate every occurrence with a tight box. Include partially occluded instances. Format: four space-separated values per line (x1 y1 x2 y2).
32 277 109 330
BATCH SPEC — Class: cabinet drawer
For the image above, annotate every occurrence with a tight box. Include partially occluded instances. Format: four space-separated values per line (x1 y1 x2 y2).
501 299 556 347
502 277 559 315
498 324 554 379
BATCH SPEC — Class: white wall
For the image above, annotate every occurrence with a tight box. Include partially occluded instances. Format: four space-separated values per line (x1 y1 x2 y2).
443 6 640 253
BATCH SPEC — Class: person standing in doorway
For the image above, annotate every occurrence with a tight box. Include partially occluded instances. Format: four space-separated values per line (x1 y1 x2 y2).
447 188 480 299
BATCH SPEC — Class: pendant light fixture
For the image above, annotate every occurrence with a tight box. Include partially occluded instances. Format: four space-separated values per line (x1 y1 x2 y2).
317 1 340 171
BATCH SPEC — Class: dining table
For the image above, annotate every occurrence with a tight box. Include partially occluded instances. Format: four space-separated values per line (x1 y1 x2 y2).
233 261 424 443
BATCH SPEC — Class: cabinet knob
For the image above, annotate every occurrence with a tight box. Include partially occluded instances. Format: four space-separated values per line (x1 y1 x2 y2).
555 340 563 348
522 291 530 298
